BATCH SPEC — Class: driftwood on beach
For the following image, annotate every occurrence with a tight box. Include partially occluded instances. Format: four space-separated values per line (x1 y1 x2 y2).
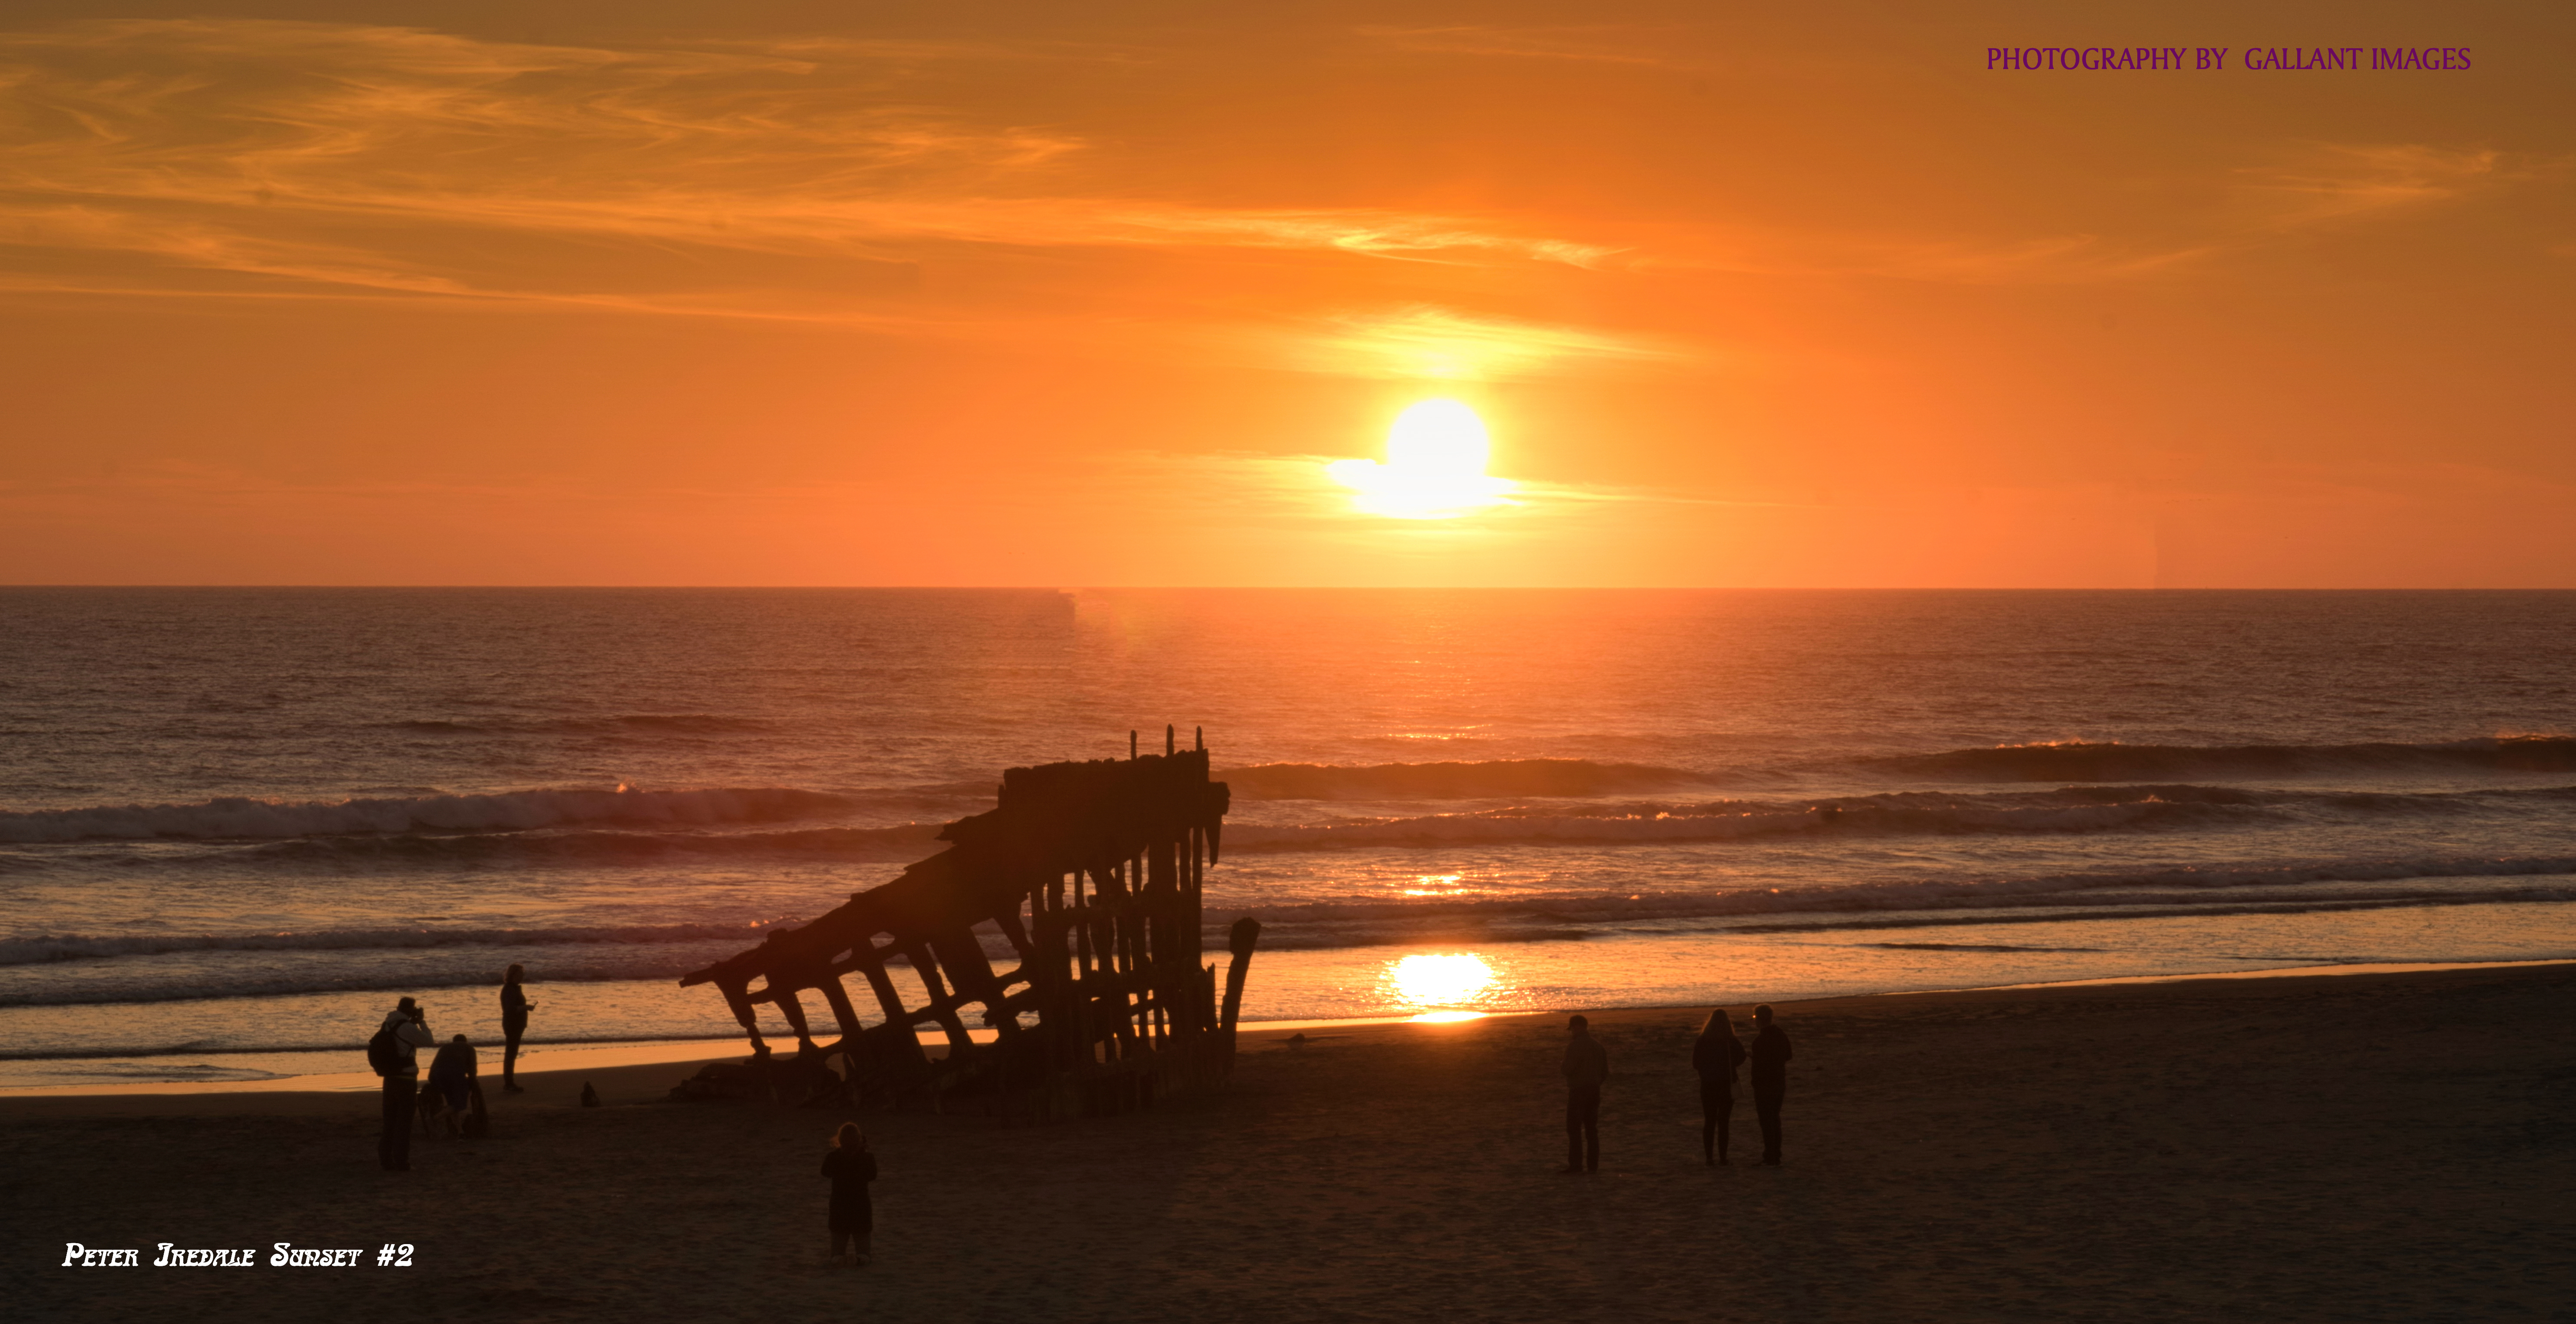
678 728 1257 1117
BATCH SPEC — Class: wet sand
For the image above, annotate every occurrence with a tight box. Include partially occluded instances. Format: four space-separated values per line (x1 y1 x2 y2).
7 963 2570 1322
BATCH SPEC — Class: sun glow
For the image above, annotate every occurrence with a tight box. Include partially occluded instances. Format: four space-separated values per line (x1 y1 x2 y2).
1326 400 1516 520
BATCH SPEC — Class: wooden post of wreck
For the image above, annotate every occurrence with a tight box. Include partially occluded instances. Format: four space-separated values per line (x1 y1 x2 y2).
1221 917 1261 1060
677 733 1246 1117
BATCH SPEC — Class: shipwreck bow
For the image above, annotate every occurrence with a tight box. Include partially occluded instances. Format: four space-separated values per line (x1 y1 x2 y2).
679 728 1256 1117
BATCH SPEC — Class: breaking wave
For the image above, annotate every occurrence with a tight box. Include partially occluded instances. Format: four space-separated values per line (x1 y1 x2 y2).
1212 855 2576 948
1217 738 2576 802
1221 759 1716 800
1222 783 2571 852
385 713 775 735
1225 798 2250 851
0 965 735 1009
25 852 2552 966
0 921 805 968
10 781 2564 867
215 824 943 869
0 786 860 844
1865 735 2576 783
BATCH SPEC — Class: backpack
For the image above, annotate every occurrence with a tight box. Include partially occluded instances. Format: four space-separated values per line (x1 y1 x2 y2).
366 1023 401 1076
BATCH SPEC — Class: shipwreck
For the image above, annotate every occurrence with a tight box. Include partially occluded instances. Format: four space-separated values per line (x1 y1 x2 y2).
678 728 1258 1117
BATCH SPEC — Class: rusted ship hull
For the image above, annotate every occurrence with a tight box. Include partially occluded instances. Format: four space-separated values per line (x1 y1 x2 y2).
679 731 1255 1117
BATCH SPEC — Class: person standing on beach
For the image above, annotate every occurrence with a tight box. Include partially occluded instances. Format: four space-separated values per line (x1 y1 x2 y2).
1749 1003 1793 1166
820 1123 878 1265
1692 1009 1748 1165
377 996 436 1171
1561 1014 1609 1173
499 964 535 1093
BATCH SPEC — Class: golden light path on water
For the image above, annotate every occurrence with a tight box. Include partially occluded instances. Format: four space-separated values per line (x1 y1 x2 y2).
1400 872 1468 897
1382 951 1502 1022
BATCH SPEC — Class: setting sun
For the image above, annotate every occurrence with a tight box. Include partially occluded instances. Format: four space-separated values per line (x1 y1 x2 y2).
1325 401 1516 520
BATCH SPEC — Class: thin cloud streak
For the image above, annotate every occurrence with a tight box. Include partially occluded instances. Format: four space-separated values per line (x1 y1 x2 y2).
2235 143 2510 228
5 11 2460 367
0 20 1622 281
1300 306 1685 381
1359 24 1713 70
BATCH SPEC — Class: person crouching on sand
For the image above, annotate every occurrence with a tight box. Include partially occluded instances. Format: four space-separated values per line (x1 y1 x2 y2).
1561 1014 1608 1173
426 1034 477 1137
821 1123 877 1265
1692 1009 1747 1166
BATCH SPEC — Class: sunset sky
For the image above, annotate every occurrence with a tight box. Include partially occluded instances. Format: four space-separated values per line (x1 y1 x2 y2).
3 0 2569 586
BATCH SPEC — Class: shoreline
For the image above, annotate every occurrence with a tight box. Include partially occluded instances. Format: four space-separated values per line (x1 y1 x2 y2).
7 955 2568 1107
11 959 2568 1321
11 894 2567 1084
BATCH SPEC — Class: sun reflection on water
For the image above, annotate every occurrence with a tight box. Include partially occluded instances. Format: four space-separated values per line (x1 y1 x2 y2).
1382 951 1502 1021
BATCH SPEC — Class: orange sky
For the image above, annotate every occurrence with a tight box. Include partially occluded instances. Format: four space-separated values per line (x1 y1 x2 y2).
2 0 2570 586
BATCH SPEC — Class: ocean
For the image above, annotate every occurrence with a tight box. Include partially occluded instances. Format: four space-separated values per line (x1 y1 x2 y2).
4 587 2572 1088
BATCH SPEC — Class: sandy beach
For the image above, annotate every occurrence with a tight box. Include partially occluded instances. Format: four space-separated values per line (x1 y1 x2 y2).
8 963 2570 1323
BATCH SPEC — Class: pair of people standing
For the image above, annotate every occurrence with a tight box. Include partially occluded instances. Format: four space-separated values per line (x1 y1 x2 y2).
1558 1003 1795 1171
1693 1004 1792 1166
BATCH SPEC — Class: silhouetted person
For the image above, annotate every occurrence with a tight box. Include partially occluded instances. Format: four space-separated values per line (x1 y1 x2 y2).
1749 1003 1793 1166
1561 1014 1608 1172
821 1122 878 1265
426 1033 477 1138
377 996 435 1171
499 964 536 1093
1692 1009 1747 1165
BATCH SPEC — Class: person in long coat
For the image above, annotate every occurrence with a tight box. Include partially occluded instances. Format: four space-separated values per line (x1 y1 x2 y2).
1692 1009 1748 1165
1749 1003 1795 1165
1561 1014 1609 1172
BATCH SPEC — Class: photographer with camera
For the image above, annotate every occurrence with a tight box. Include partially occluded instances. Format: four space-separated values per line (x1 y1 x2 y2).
371 996 438 1171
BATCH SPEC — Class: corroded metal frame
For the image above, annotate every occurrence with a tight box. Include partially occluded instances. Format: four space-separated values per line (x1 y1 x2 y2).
680 729 1257 1116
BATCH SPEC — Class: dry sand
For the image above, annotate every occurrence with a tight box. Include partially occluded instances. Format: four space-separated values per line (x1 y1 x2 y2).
6 963 2570 1323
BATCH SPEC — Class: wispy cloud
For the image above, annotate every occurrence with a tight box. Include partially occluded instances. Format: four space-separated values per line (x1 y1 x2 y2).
2234 143 2508 227
0 17 1623 329
1293 305 1684 380
1820 234 2211 285
1358 25 1700 69
1638 142 2520 286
